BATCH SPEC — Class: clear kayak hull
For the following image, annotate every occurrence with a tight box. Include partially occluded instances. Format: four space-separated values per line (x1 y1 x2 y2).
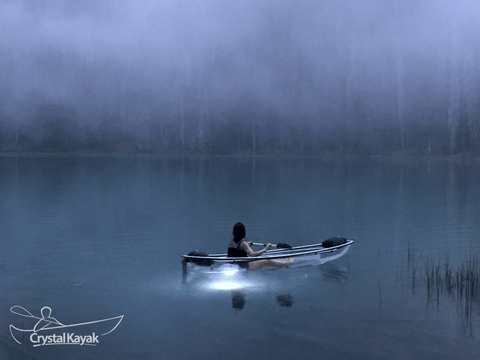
181 239 354 273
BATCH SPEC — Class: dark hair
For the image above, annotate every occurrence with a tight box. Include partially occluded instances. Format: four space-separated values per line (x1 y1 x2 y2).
232 222 246 243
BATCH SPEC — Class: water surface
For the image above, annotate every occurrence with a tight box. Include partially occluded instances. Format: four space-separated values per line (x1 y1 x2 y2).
1 155 479 359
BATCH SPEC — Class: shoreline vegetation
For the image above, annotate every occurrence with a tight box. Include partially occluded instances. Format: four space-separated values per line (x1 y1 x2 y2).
1 150 479 163
1 104 479 161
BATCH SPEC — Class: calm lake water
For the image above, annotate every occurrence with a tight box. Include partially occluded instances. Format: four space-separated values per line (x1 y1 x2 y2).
1 155 480 359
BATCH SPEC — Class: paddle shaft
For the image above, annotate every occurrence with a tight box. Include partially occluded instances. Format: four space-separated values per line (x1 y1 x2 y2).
251 242 292 249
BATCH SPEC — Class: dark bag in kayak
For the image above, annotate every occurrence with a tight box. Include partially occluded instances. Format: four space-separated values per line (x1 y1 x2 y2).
187 250 215 266
322 237 347 248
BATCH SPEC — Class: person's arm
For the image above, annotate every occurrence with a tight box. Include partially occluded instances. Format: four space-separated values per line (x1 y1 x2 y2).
242 242 271 257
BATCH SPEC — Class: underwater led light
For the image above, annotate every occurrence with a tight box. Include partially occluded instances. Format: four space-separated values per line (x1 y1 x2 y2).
223 268 238 276
203 266 252 291
209 281 245 291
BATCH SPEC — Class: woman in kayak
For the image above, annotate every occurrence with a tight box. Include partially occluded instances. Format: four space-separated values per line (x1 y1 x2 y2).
227 222 293 270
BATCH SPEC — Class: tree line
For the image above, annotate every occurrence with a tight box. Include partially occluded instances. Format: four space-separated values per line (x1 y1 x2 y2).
1 0 479 156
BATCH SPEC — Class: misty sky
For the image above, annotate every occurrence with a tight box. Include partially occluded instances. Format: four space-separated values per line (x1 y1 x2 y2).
1 0 480 152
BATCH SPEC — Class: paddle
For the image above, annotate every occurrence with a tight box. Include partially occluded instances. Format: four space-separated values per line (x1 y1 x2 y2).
251 242 292 249
10 306 37 319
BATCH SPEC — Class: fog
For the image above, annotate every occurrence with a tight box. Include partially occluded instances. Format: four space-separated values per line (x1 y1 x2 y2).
1 0 479 155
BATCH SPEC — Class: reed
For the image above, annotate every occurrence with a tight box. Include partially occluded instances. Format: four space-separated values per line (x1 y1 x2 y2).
422 250 480 335
406 242 422 292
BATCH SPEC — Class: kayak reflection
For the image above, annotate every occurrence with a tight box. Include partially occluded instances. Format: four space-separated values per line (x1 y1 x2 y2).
276 294 294 307
232 291 246 310
230 291 294 310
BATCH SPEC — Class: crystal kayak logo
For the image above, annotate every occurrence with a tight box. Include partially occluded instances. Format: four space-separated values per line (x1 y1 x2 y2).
9 306 123 347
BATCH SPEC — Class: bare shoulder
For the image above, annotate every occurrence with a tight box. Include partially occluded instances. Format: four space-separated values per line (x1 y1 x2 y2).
240 240 255 256
239 240 250 249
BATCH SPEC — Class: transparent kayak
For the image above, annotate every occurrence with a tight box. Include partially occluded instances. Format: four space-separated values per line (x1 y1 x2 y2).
182 238 354 273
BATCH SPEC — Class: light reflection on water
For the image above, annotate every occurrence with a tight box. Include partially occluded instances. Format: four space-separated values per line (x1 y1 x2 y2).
0 155 480 359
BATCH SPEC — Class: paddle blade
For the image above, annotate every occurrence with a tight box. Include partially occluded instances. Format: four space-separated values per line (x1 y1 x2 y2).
277 243 292 249
10 306 35 318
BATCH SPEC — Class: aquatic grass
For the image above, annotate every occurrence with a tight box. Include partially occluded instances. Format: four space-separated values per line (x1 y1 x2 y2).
422 249 480 336
406 241 423 293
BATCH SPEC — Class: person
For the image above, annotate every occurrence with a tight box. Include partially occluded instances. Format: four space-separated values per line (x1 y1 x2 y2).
33 307 64 332
227 222 293 270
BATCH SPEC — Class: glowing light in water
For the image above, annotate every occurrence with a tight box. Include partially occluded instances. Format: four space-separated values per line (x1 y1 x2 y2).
209 281 245 291
223 268 238 276
204 265 252 291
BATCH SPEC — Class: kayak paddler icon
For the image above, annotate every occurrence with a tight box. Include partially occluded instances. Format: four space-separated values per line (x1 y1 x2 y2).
9 306 123 347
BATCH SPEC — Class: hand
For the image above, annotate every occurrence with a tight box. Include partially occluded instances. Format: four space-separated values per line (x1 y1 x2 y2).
266 243 272 250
